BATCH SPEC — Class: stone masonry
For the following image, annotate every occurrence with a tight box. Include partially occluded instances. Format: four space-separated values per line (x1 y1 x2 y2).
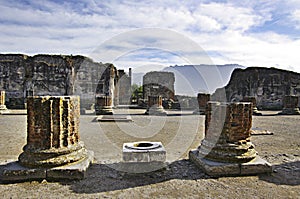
189 102 272 176
2 96 93 181
145 96 167 115
143 71 175 101
279 95 300 115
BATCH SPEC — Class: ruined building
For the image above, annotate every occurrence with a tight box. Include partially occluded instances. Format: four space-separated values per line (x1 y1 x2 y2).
212 67 300 109
143 71 175 101
0 54 131 109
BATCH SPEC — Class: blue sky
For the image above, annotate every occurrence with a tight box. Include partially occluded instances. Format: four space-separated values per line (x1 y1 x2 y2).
0 0 300 73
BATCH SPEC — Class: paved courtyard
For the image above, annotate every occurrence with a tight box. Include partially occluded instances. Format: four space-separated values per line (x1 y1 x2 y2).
0 109 299 198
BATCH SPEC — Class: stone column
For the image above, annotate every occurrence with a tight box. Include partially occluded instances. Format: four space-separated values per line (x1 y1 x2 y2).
193 93 210 114
189 102 272 176
95 96 113 115
241 96 262 115
0 90 7 110
145 96 166 115
279 95 300 115
2 96 94 181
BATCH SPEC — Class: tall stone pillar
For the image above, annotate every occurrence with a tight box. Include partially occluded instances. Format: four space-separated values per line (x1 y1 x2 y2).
0 90 7 110
193 93 210 114
95 96 113 115
145 96 166 115
241 96 262 115
189 102 272 176
3 96 93 181
279 95 300 115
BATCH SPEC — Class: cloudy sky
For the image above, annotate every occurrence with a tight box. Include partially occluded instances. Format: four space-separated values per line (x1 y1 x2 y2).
1 0 300 73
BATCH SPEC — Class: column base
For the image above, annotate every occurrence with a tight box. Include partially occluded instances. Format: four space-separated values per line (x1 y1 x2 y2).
0 105 7 110
95 106 113 115
1 150 94 182
189 150 272 177
145 107 167 116
278 108 300 115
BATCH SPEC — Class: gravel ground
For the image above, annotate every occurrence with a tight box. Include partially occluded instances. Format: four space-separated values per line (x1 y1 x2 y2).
0 109 299 199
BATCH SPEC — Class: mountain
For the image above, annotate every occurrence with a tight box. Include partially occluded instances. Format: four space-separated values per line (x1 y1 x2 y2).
162 64 245 96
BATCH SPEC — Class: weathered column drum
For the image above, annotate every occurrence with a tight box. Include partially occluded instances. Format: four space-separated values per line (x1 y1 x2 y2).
189 102 272 176
145 95 166 115
200 102 256 163
19 96 90 168
279 95 300 115
0 90 7 110
95 96 113 115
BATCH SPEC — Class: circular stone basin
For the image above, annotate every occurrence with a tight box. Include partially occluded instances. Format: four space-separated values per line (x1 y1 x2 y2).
125 142 161 150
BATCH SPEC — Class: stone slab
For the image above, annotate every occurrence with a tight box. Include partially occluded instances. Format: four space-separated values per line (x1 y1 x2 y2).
0 109 27 115
189 150 272 177
1 150 94 182
96 115 133 122
1 161 47 182
240 156 273 175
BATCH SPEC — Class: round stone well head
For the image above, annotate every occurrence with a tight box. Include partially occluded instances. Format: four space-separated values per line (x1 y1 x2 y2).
122 141 166 163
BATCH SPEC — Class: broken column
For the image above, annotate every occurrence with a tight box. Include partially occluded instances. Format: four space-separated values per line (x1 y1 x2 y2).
95 96 113 115
193 93 210 114
279 95 300 115
189 102 272 177
241 96 262 116
145 95 166 115
2 96 93 181
0 90 7 110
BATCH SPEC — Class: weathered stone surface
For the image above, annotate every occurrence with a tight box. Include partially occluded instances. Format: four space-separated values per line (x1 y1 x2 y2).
143 71 175 101
212 67 300 109
278 95 300 115
190 102 272 176
145 96 167 115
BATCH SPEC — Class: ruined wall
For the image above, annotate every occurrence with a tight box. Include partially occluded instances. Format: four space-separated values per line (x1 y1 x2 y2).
143 71 175 101
212 67 300 109
0 54 112 109
117 69 132 105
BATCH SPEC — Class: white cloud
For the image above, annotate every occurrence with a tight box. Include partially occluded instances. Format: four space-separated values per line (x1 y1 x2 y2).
291 9 300 29
0 0 300 74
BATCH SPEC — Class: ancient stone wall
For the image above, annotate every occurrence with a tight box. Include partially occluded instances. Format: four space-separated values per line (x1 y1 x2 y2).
0 54 118 109
212 67 300 109
143 71 175 101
